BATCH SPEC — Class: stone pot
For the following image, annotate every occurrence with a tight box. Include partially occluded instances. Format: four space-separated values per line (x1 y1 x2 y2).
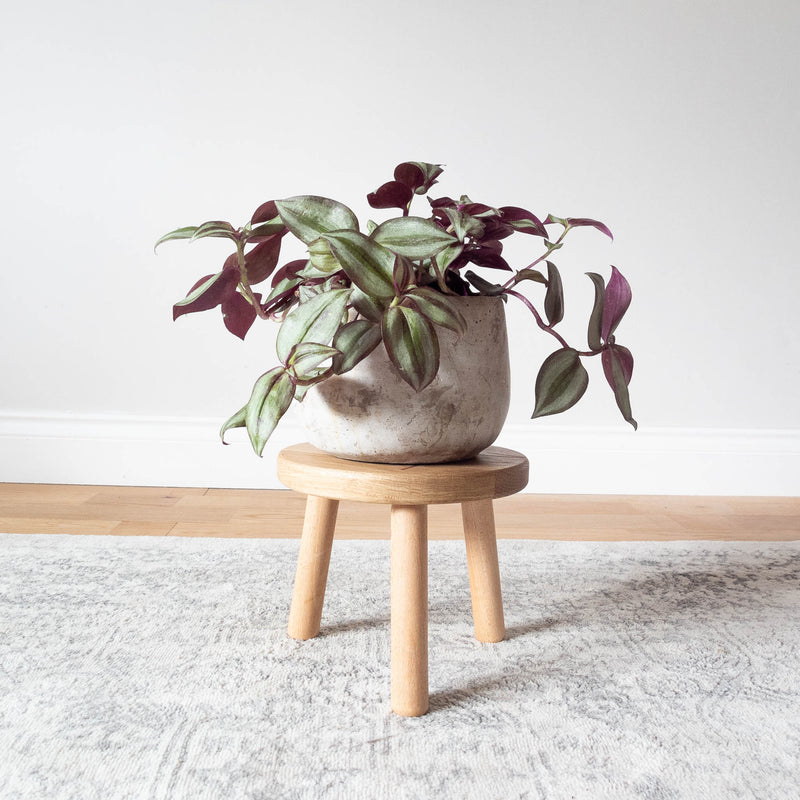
301 295 510 463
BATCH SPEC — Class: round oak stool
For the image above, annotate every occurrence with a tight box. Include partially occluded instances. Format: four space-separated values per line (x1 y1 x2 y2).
277 443 529 717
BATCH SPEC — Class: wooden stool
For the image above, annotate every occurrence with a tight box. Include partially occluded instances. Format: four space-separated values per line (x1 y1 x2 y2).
277 443 529 717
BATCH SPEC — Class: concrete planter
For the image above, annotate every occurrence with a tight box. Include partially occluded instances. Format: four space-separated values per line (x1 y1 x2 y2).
301 295 510 464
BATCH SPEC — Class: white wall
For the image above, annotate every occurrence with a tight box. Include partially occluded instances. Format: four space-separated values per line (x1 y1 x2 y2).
2 0 799 494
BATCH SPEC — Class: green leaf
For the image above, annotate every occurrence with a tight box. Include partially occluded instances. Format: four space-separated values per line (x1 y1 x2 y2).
506 218 547 235
296 261 337 282
436 242 464 272
404 287 467 336
544 261 564 326
381 305 439 391
190 220 238 242
307 237 341 274
246 221 286 239
294 383 312 402
275 196 358 244
532 348 589 418
444 208 485 242
585 272 606 352
545 214 569 228
287 342 340 380
515 269 547 285
264 275 301 306
371 216 457 259
332 319 383 374
244 368 296 456
322 230 395 300
393 254 415 294
350 286 386 323
154 226 198 252
275 288 350 364
219 404 246 444
405 161 444 194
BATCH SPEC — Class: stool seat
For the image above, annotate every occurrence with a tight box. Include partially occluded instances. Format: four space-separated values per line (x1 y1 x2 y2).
277 443 529 717
277 443 529 504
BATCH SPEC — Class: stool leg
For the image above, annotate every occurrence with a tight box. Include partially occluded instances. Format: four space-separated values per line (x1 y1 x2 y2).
287 495 339 640
462 499 505 643
390 504 429 717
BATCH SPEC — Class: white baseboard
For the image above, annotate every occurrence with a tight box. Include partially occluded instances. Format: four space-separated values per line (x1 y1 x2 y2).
1 412 798 496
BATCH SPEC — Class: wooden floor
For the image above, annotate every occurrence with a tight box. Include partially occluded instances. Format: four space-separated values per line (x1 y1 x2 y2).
0 484 798 540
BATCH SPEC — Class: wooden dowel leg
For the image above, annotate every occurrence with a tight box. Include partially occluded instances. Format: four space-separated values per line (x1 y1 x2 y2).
287 495 339 640
462 499 505 643
390 504 429 717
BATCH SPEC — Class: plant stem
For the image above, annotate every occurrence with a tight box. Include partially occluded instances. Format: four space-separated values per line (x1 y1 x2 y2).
506 289 599 357
236 238 269 319
501 226 571 290
505 289 570 347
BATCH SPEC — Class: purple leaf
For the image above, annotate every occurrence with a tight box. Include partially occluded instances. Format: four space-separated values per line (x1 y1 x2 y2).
396 162 443 194
585 272 606 352
500 206 548 237
271 259 308 288
464 270 506 297
566 217 614 241
467 247 511 271
444 270 471 295
428 196 457 209
173 269 238 321
602 344 637 430
544 261 564 326
367 180 413 210
251 200 278 225
444 251 469 272
478 218 514 241
430 208 452 228
602 343 634 386
244 235 282 285
479 239 503 254
222 291 260 340
393 162 425 191
462 203 495 217
600 266 632 342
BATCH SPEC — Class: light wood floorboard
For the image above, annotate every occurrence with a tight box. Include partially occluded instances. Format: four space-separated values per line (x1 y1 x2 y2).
1 484 798 540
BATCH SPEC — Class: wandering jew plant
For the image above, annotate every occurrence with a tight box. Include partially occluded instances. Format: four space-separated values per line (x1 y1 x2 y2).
156 161 636 456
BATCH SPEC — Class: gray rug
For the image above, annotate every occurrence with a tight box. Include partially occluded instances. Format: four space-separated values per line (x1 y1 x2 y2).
0 534 798 800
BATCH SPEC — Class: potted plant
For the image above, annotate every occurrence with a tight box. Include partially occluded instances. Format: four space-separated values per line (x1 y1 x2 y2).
155 161 636 463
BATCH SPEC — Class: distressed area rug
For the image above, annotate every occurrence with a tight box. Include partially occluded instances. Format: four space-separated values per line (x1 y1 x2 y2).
0 534 798 800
